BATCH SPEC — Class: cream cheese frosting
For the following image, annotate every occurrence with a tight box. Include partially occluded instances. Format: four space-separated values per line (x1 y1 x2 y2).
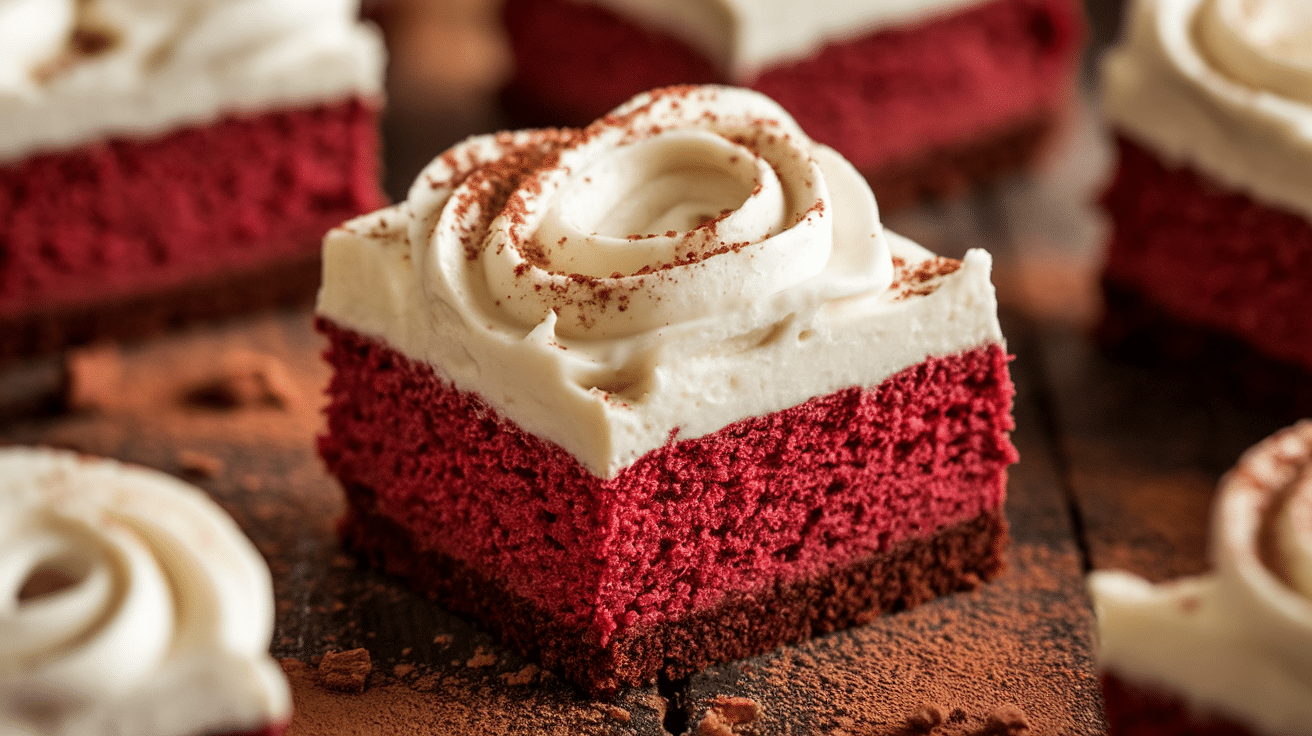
317 85 1005 479
1089 420 1312 736
1102 0 1312 220
0 0 384 164
0 447 290 736
568 0 986 77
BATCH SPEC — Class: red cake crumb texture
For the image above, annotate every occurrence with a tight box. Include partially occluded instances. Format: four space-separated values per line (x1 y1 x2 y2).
1101 136 1312 375
501 0 1083 204
1101 672 1259 736
0 99 384 357
317 318 1017 693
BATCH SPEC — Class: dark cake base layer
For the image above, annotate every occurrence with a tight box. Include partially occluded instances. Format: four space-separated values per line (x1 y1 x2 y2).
343 500 1007 696
0 251 320 362
1098 280 1312 419
501 0 1082 208
1101 672 1261 736
1100 136 1312 377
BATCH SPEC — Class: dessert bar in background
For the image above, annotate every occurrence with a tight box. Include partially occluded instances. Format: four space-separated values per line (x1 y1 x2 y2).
0 447 291 736
1098 0 1312 406
501 0 1085 209
316 85 1017 695
1089 420 1312 736
0 0 386 360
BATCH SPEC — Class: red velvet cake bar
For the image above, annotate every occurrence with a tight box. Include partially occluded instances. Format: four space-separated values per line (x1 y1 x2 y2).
0 0 386 360
501 0 1085 208
1089 421 1312 736
316 86 1017 694
1098 0 1312 395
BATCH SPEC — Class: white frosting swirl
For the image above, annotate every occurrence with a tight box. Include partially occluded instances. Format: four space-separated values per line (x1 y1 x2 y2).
0 0 383 163
0 0 74 94
1090 421 1312 736
1198 0 1312 104
1101 0 1312 219
408 86 890 342
569 0 985 77
319 85 1005 478
0 447 290 736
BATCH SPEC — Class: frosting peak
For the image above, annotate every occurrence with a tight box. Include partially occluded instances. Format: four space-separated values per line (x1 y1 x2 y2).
410 85 892 342
0 448 290 736
1101 0 1312 219
1197 0 1312 104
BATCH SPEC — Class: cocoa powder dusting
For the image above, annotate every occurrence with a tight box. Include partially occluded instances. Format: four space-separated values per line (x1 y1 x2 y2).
689 545 1103 736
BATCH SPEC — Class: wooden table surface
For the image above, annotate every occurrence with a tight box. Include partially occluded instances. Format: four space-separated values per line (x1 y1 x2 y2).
4 1 1299 733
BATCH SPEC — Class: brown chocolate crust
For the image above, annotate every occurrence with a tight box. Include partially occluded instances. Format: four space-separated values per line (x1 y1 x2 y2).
340 492 1008 697
0 252 321 363
862 110 1059 211
1097 278 1312 420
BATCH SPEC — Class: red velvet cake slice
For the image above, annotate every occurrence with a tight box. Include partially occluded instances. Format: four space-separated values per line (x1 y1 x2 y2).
316 86 1017 695
501 0 1085 209
1089 421 1312 736
0 0 386 360
1098 0 1312 394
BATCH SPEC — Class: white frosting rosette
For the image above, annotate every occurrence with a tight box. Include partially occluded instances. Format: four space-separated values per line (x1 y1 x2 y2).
319 85 1004 477
406 85 893 343
1102 0 1312 219
0 447 290 736
0 0 383 162
1089 421 1312 736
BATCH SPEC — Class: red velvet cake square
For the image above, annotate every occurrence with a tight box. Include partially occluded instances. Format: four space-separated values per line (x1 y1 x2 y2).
316 86 1017 695
1097 0 1312 399
0 0 386 360
1089 421 1312 736
501 0 1085 209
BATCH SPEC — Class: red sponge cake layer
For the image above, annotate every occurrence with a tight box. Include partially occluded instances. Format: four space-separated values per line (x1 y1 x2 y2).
0 99 384 358
318 319 1016 694
502 0 1083 207
1100 137 1312 379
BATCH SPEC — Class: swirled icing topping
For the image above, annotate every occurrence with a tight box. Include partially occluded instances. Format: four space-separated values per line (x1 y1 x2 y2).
1101 0 1312 219
0 447 290 736
1197 0 1312 104
1089 421 1312 736
318 85 1005 478
408 86 890 342
0 0 383 162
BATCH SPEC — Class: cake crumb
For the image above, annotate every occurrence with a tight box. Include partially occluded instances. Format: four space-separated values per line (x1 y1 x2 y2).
393 664 415 678
64 343 123 412
177 449 223 478
278 658 307 674
501 664 540 685
601 705 630 723
183 350 298 409
983 705 1030 735
696 696 762 735
906 704 946 733
465 646 498 668
319 648 371 693
432 634 453 646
